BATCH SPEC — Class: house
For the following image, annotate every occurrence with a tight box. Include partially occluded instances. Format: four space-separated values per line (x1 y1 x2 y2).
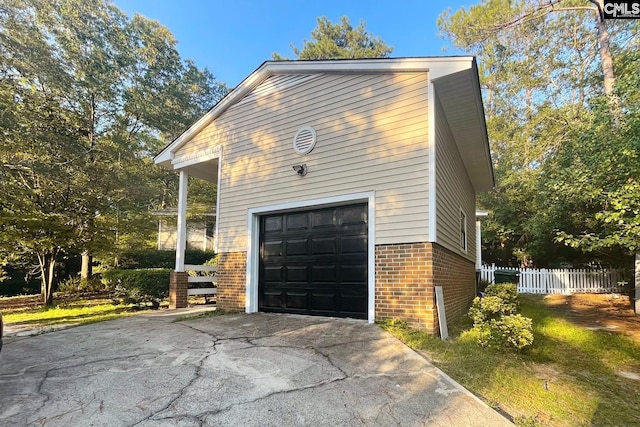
154 208 215 251
154 57 494 333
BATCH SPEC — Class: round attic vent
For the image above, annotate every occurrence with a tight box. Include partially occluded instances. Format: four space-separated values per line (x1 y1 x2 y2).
293 126 317 155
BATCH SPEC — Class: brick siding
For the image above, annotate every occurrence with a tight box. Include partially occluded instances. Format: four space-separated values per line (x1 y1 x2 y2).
375 242 475 334
169 271 188 309
430 243 476 327
216 251 247 311
211 244 474 335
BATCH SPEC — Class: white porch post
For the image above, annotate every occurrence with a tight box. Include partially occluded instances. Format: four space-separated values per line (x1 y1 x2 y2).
635 253 640 314
175 170 188 272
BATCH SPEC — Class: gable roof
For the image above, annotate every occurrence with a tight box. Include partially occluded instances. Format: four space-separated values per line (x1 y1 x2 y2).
154 57 494 192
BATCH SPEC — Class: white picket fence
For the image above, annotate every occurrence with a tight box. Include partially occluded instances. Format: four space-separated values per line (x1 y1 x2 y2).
480 264 626 294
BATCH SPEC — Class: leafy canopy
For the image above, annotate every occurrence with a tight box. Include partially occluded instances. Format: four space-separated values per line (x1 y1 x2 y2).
273 16 392 60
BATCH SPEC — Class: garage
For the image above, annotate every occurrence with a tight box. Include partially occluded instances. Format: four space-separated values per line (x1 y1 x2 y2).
259 204 368 319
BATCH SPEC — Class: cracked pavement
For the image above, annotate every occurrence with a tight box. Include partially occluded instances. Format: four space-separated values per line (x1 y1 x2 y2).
0 309 513 426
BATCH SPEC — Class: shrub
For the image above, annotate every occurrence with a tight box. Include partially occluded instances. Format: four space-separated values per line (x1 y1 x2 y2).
58 276 105 293
467 283 533 351
115 250 216 269
102 269 171 307
468 295 518 324
484 283 519 309
472 314 534 350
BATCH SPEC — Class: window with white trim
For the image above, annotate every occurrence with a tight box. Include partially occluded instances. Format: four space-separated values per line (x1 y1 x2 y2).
459 209 467 252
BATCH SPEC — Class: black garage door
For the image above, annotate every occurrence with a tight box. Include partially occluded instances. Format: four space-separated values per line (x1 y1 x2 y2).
259 203 368 319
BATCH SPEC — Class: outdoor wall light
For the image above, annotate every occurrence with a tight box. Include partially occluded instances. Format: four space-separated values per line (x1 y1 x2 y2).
292 164 307 176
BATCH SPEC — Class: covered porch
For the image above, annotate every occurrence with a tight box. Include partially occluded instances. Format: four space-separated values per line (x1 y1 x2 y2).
165 148 220 309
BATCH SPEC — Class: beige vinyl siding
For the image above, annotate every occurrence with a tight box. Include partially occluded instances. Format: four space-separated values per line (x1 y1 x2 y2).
174 73 430 252
434 94 476 263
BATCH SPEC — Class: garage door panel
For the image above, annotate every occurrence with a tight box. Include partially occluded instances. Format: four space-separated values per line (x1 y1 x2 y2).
312 210 336 228
263 266 284 282
261 291 284 309
263 240 283 258
286 213 309 230
285 291 309 309
286 265 308 282
264 216 283 232
311 265 337 283
259 203 368 319
311 292 338 311
286 238 309 256
340 265 368 283
341 205 367 224
340 295 368 315
312 236 337 255
341 235 367 254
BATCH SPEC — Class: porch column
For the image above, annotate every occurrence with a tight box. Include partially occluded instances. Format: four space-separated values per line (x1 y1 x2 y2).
175 169 188 272
635 253 640 315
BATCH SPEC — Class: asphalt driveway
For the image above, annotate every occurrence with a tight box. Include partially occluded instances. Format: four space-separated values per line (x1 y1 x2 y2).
0 309 513 426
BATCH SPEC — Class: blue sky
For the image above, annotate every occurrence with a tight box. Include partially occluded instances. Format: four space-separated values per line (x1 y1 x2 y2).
114 0 472 87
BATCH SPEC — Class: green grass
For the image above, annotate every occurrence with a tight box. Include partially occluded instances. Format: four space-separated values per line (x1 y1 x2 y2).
380 295 640 427
2 298 137 327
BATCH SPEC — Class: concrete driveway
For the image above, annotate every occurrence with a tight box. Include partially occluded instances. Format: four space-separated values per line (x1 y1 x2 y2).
0 309 513 426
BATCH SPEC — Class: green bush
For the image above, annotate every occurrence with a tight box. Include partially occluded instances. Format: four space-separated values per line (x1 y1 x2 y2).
471 314 534 350
116 250 216 269
102 268 171 307
467 283 533 351
484 283 519 309
468 295 518 324
58 276 105 293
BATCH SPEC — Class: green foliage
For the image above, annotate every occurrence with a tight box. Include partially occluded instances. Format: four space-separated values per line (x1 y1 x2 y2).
468 314 534 350
114 250 216 269
484 283 519 308
468 295 517 324
0 0 226 302
467 283 532 350
438 2 639 268
101 268 170 305
57 276 105 293
273 16 392 60
513 415 543 427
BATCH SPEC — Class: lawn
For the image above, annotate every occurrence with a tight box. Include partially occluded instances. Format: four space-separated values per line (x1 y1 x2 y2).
381 294 640 427
1 296 139 327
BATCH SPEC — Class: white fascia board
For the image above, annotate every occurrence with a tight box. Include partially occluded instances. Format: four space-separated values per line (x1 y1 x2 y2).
154 57 477 168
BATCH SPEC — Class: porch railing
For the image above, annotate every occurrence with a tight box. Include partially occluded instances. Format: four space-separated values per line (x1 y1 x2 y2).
185 264 217 296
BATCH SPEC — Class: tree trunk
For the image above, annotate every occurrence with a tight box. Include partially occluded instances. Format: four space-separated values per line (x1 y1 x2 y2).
590 0 619 106
81 250 92 280
37 251 56 306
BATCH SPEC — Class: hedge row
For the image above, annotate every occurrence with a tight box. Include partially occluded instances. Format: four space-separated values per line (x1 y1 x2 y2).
116 250 216 269
102 268 172 306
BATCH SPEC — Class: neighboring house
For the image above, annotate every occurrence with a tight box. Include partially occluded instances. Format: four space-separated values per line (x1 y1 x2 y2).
154 57 494 333
154 208 215 251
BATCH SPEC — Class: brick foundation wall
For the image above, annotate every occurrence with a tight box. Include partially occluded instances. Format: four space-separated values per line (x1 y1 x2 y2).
375 243 436 331
374 242 476 334
169 271 188 309
216 251 247 311
430 244 476 327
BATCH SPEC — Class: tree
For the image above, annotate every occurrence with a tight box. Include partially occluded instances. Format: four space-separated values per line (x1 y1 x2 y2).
438 1 638 267
0 0 226 303
273 16 392 60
